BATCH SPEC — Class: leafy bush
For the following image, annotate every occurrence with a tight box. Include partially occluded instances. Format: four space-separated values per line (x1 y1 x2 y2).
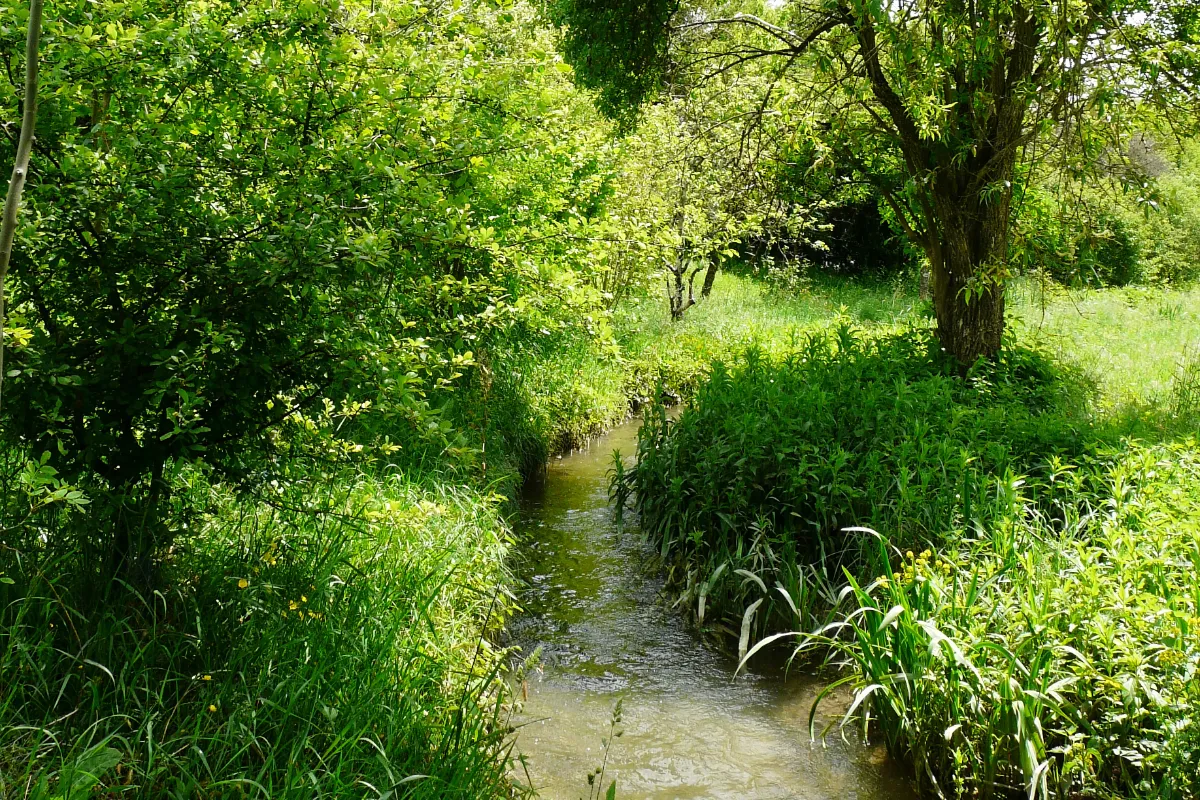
617 326 1095 632
1122 144 1200 285
1012 140 1200 288
1012 188 1144 287
741 198 918 284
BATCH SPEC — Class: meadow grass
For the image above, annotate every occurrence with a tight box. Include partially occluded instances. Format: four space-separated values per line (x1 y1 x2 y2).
472 272 911 460
1010 280 1200 416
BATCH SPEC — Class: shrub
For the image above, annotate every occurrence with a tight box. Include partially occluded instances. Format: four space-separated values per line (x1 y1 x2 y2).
1012 189 1144 287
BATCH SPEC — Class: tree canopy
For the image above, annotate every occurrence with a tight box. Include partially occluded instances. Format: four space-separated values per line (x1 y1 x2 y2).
549 0 1200 362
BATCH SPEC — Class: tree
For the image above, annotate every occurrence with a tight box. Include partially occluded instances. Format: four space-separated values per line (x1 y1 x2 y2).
582 63 811 320
549 0 1197 363
0 0 42 408
0 0 614 576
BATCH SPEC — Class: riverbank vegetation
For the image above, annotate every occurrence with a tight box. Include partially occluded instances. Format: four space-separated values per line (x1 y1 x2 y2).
620 284 1200 798
1 0 1198 797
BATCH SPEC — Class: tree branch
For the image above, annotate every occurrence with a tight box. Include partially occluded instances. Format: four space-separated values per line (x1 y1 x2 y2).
0 0 44 412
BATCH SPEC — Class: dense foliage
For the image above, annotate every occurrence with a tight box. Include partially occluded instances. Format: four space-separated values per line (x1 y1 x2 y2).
808 443 1200 798
0 0 1197 795
0 0 616 572
617 327 1094 626
619 301 1200 798
0 0 622 793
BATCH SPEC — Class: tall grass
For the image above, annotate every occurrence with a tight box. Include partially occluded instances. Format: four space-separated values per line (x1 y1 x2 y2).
0 468 522 798
784 443 1199 799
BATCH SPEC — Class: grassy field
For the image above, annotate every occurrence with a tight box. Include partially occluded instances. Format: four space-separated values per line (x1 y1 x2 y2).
1009 280 1200 417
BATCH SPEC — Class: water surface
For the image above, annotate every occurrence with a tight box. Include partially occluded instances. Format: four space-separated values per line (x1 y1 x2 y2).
508 417 914 799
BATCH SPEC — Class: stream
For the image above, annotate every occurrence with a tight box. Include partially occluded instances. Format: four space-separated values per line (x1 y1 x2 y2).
507 417 916 799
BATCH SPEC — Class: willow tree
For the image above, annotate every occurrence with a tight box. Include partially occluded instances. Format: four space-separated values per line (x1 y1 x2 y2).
551 0 1195 363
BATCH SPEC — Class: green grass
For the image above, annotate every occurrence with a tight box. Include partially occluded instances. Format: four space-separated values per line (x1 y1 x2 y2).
1010 281 1200 417
0 466 521 798
617 273 922 404
472 272 918 461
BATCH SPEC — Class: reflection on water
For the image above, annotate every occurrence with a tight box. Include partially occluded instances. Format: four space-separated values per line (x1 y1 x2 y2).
508 417 915 799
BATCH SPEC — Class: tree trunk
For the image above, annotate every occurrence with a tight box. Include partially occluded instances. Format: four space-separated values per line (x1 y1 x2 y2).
700 256 719 297
918 264 931 301
899 176 1015 365
0 0 44 410
930 256 1005 365
926 200 1009 365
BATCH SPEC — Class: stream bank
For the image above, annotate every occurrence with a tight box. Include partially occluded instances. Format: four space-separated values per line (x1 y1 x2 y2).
507 417 914 799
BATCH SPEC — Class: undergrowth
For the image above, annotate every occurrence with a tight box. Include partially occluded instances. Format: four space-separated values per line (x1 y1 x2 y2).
793 443 1200 799
0 469 520 798
615 279 1200 799
617 325 1096 634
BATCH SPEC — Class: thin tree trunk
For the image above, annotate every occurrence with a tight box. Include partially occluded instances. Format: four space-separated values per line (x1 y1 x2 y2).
700 256 718 297
0 0 44 410
918 264 931 301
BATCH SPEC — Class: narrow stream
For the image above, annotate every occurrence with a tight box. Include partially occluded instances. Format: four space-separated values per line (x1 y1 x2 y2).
508 417 915 799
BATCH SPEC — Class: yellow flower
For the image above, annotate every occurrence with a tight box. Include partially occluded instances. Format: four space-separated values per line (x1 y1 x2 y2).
208 705 217 713
906 551 915 561
203 675 212 681
238 578 249 589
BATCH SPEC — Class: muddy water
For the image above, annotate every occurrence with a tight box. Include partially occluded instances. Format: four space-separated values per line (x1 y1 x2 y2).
507 417 915 800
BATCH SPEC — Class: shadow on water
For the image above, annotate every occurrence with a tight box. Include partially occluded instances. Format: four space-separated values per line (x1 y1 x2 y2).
507 417 916 799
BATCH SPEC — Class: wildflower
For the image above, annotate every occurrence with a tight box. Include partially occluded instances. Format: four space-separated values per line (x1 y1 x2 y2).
208 705 217 713
238 578 249 589
203 675 212 681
